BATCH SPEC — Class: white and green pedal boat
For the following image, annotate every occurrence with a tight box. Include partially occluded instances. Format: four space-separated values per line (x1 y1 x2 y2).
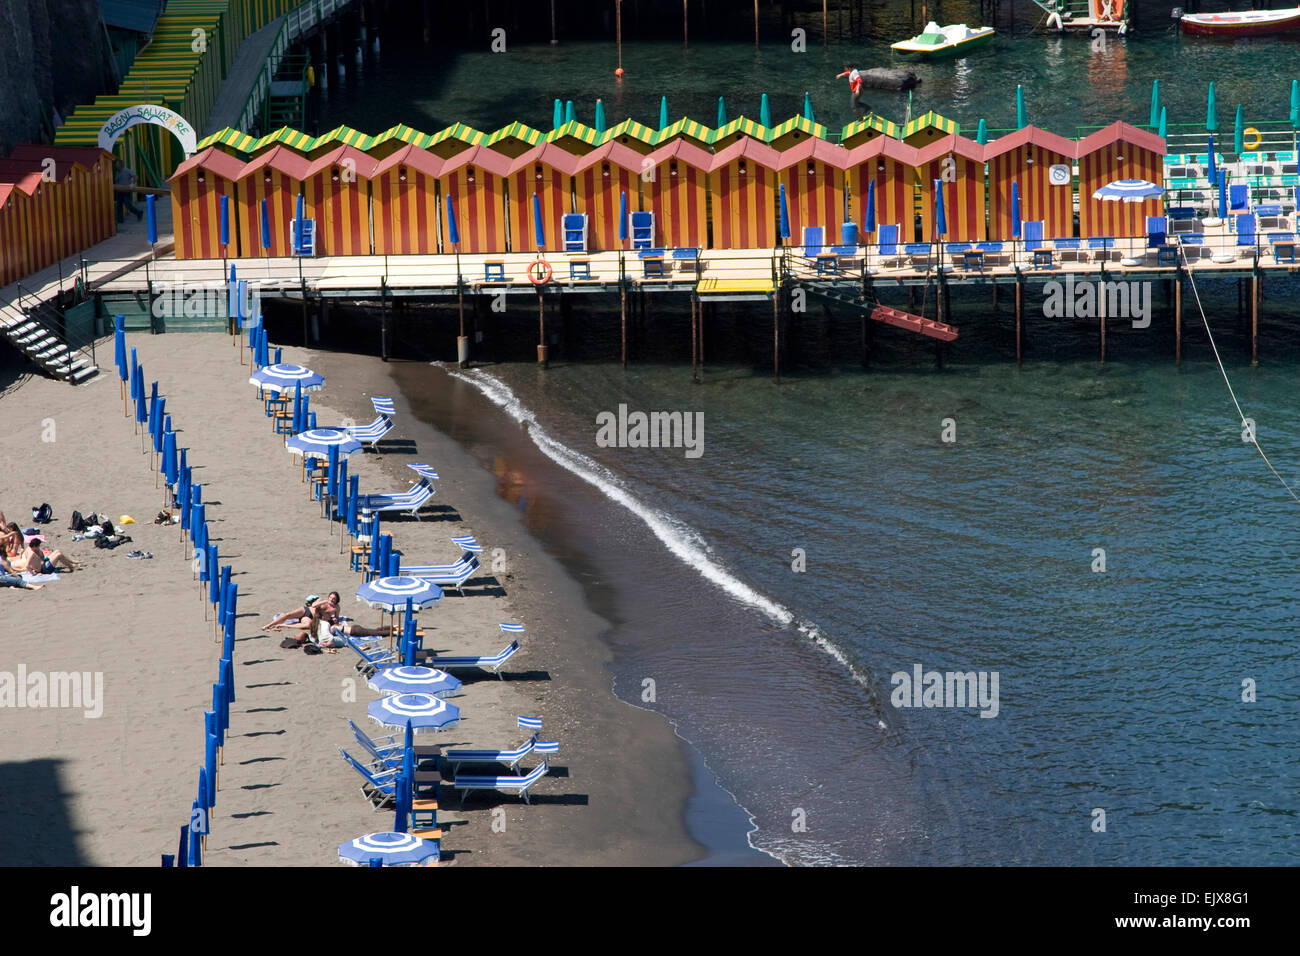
890 22 995 58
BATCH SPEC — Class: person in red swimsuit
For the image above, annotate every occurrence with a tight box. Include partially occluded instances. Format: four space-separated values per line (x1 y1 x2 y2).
836 63 871 115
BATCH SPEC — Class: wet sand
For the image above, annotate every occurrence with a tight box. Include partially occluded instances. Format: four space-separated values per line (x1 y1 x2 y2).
0 336 701 866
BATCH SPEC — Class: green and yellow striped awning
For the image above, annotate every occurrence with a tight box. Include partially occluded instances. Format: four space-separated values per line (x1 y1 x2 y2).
602 118 659 149
369 124 434 151
658 117 716 147
313 124 373 151
767 115 829 148
257 126 318 152
485 122 546 149
426 122 484 158
711 116 769 147
901 111 960 143
197 127 259 153
839 114 902 145
546 121 602 149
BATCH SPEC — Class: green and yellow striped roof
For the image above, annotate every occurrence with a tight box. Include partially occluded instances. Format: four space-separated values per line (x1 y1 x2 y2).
602 118 659 148
368 124 434 151
901 111 960 141
711 116 769 146
485 122 546 149
658 117 716 146
546 121 602 148
197 127 259 153
839 113 902 144
767 115 829 146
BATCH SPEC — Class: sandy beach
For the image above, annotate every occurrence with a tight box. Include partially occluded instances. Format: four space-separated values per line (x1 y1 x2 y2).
0 334 701 866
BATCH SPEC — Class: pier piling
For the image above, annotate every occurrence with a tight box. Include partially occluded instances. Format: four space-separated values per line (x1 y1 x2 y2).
1251 275 1259 366
1175 273 1182 363
1014 277 1022 365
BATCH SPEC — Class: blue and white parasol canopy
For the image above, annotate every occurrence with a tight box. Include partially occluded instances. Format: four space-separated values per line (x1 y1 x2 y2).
367 665 463 698
249 363 325 393
1091 179 1165 203
338 831 440 867
367 693 460 733
286 428 363 460
356 575 443 611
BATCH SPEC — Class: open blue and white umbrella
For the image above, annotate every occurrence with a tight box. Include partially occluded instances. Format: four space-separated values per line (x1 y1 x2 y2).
250 363 324 393
356 575 443 612
338 831 439 867
368 666 462 699
1092 179 1164 265
367 693 460 733
286 428 363 460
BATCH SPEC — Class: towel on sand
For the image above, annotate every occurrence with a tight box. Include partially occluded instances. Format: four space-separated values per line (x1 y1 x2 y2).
21 572 60 584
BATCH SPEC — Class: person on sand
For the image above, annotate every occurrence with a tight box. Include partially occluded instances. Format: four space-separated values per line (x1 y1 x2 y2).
262 591 340 632
1 523 23 559
835 62 872 116
0 554 45 589
15 539 79 574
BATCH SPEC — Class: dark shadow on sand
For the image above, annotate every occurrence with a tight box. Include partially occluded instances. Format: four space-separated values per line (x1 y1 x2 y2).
0 758 89 865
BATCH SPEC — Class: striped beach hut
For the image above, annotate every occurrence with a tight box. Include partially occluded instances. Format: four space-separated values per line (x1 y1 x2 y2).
768 116 829 152
234 145 311 257
775 137 847 245
1075 122 1166 238
198 127 260 156
901 112 960 148
371 145 443 255
712 117 769 151
367 124 434 160
168 146 246 259
984 126 1076 240
547 120 603 155
9 145 115 249
604 119 661 155
571 141 644 251
839 114 902 149
0 182 33 285
707 137 781 249
506 143 578 254
437 145 511 253
656 117 715 151
486 122 547 159
844 136 921 241
302 145 380 256
643 139 711 250
426 123 485 160
0 161 61 273
915 134 988 242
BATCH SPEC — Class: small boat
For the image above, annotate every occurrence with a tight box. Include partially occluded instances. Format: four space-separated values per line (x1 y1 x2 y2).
890 22 994 58
1178 6 1300 37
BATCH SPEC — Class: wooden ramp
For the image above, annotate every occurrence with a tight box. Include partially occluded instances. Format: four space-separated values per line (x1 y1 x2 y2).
870 304 958 342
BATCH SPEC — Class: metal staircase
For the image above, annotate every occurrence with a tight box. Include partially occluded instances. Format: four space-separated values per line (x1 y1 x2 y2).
0 288 99 384
794 281 959 341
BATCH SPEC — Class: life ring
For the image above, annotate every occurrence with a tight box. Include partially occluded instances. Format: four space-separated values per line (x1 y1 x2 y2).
1243 127 1262 151
527 258 553 286
1047 11 1063 31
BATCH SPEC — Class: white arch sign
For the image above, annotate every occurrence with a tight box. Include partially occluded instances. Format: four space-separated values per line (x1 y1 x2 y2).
98 104 197 157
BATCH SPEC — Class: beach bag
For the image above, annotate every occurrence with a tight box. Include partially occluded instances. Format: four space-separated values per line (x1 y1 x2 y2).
69 511 88 532
32 503 52 524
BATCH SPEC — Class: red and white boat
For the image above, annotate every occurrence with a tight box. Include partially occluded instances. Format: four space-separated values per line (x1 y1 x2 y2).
1179 6 1300 37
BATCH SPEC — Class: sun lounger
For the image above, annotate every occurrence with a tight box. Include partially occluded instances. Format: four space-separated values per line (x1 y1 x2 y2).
630 211 654 250
1236 213 1258 256
343 396 396 450
346 635 398 676
445 721 541 773
875 224 903 267
563 213 588 252
402 535 483 593
425 640 520 678
340 748 400 809
349 720 441 771
449 760 549 807
356 463 438 519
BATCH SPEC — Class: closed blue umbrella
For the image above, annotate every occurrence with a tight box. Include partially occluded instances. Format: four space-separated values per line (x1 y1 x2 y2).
347 474 360 537
934 180 947 239
367 693 460 734
220 195 229 248
760 93 772 127
1218 167 1228 220
1012 181 1021 238
356 575 443 612
114 315 126 383
778 183 790 241
296 192 304 226
260 198 271 250
164 430 178 486
146 194 157 244
864 178 876 233
445 196 460 246
335 458 349 522
1207 133 1217 182
532 192 545 248
338 831 439 867
1206 81 1217 132
618 190 628 245
326 442 340 504
292 381 302 433
368 666 463 699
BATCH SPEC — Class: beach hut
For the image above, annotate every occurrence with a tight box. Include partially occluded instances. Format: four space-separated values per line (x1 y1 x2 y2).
643 139 711 250
366 124 434 161
302 145 381 256
901 112 961 149
436 145 512 253
168 146 246 259
839 114 902 149
914 134 988 242
656 117 716 152
426 123 486 160
775 137 848 245
9 145 115 249
547 120 604 156
707 136 782 249
485 122 548 159
571 141 644 251
371 145 444 256
604 119 661 156
0 160 61 274
0 183 33 285
768 116 829 152
234 146 312 257
984 126 1076 240
1075 122 1166 238
712 117 770 151
844 136 921 242
506 143 579 254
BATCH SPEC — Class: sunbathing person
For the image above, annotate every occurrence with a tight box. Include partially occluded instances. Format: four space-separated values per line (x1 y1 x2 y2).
2 523 23 558
262 591 340 632
14 539 79 574
0 554 45 590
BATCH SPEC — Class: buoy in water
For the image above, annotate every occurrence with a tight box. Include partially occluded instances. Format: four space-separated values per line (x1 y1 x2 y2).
615 67 624 77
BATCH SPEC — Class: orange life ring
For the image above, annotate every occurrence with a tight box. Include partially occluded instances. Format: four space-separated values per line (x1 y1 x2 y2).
528 259 553 286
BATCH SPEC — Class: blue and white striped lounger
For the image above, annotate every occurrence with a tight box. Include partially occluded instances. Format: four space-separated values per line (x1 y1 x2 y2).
450 761 549 806
404 536 484 592
516 713 541 732
444 736 537 773
533 740 559 757
340 748 399 809
425 640 520 678
357 464 439 519
346 636 398 676
345 396 396 449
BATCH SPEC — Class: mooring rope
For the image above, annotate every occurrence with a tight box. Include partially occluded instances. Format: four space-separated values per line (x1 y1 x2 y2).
1179 247 1300 505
